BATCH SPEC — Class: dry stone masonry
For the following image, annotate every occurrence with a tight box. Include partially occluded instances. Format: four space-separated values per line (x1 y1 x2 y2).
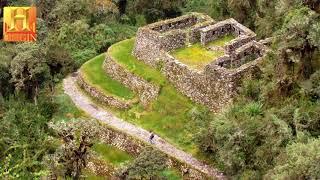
77 71 136 109
64 76 226 179
133 13 268 111
104 51 160 107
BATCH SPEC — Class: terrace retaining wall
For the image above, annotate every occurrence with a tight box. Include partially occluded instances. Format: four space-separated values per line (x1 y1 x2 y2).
77 72 133 109
103 53 160 107
97 123 210 179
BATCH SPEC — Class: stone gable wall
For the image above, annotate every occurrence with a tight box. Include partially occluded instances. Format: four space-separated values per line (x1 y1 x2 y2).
103 53 160 107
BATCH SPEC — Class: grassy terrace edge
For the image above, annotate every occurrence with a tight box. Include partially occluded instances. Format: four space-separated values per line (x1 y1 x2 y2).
102 38 211 157
80 54 135 100
108 38 166 86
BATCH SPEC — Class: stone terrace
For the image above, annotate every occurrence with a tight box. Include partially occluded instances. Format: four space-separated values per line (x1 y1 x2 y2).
133 13 268 111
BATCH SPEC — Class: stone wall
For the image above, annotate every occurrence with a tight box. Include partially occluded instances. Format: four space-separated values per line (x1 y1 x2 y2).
103 53 160 107
151 16 198 33
160 29 187 51
230 41 266 68
133 13 215 67
200 18 256 46
133 28 163 67
225 35 255 54
133 14 267 112
147 13 213 33
215 41 266 69
97 122 214 179
161 53 237 112
77 72 133 109
189 20 216 44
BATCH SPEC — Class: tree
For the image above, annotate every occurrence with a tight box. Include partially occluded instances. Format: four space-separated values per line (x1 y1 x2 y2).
36 0 58 21
183 0 229 20
197 102 292 177
0 97 57 179
0 43 15 97
227 0 253 23
277 7 320 79
269 138 320 179
130 0 184 23
308 70 320 101
47 119 102 179
10 43 50 104
50 0 92 25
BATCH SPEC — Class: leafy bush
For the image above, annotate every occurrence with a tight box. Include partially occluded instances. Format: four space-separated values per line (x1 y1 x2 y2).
243 102 264 117
308 70 320 101
0 97 57 178
240 79 261 101
269 138 320 179
197 103 292 177
117 147 167 179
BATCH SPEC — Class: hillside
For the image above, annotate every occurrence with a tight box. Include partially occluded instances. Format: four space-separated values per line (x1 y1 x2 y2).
0 0 319 179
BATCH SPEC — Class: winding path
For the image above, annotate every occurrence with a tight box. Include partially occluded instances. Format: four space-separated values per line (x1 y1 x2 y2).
63 75 226 179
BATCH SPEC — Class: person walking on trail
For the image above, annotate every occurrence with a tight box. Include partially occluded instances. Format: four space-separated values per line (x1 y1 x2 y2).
149 131 155 144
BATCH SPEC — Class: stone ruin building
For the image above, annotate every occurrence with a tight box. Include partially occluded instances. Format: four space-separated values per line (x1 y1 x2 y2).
132 12 268 111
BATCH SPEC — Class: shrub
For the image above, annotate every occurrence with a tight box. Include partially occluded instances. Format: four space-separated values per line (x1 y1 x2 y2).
240 79 261 101
269 138 320 179
308 70 320 101
117 147 167 179
243 102 264 117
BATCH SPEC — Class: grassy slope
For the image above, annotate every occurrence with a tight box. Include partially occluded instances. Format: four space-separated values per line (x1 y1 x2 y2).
104 39 209 155
90 142 182 179
109 40 166 86
54 75 182 178
53 83 86 121
171 34 235 70
80 54 135 100
92 143 133 166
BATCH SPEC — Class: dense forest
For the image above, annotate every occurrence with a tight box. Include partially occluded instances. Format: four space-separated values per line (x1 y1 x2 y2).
0 0 319 179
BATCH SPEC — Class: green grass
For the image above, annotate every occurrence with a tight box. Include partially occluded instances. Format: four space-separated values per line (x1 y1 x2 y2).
91 143 182 179
52 83 86 121
92 142 133 166
171 34 235 70
105 39 210 155
109 39 166 86
171 43 224 70
80 54 135 100
160 169 182 180
208 34 235 46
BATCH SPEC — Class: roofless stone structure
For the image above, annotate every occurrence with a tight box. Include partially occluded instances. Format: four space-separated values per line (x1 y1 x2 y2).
133 12 267 111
